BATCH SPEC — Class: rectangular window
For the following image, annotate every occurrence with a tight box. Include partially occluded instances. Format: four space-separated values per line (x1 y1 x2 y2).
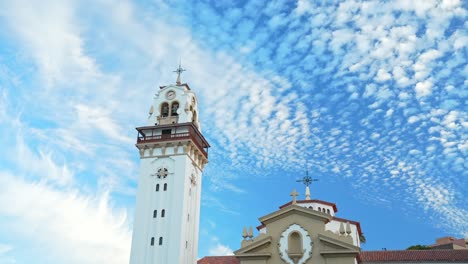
150 237 154 246
162 129 171 135
159 237 163 245
153 210 157 218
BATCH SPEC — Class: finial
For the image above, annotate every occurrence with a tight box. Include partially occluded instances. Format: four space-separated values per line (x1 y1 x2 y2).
242 226 248 240
346 222 352 235
290 189 299 205
296 169 318 200
174 60 186 85
339 222 345 235
248 226 253 240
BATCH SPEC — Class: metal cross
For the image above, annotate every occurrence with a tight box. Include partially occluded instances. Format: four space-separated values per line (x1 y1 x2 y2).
296 169 319 187
174 62 186 84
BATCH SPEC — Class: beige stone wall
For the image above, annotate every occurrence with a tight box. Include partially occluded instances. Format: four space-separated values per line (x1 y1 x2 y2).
236 206 359 264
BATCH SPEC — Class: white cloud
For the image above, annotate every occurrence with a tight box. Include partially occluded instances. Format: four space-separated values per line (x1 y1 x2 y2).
415 80 433 98
375 69 392 82
0 243 15 264
208 243 234 256
1 0 98 86
0 172 131 264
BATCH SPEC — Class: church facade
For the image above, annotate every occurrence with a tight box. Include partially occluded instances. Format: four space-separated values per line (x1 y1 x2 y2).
205 188 364 264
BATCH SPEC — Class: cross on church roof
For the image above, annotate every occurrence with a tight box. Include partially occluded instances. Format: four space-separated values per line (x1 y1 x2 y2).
174 61 186 85
296 169 318 200
297 169 319 187
290 189 299 204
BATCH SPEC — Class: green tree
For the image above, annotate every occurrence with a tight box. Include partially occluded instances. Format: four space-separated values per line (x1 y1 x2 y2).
406 245 431 250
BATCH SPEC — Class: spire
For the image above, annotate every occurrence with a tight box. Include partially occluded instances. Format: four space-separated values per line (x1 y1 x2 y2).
296 169 318 200
174 60 186 85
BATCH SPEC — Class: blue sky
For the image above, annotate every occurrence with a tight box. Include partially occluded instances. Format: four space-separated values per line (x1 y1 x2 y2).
0 0 467 263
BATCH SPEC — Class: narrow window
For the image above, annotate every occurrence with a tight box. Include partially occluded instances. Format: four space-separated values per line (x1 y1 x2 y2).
161 103 169 117
164 183 167 191
186 241 188 248
322 208 326 213
327 209 330 214
171 102 179 116
150 237 154 246
318 207 321 211
161 209 165 218
159 237 163 245
153 210 157 218
187 214 190 221
156 184 160 192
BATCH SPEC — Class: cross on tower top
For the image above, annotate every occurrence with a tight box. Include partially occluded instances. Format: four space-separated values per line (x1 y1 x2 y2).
174 62 186 85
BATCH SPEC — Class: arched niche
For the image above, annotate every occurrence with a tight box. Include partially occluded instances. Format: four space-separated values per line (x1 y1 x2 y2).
288 231 303 255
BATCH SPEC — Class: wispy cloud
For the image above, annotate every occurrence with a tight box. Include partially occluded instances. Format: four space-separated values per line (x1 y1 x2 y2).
0 0 466 262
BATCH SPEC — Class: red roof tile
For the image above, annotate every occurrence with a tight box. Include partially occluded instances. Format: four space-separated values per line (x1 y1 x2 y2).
360 250 468 263
198 256 240 264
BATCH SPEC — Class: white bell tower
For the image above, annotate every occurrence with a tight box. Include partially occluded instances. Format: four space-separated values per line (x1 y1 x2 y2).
130 66 209 264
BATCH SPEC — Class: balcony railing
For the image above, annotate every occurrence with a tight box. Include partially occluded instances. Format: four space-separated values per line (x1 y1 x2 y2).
136 123 209 157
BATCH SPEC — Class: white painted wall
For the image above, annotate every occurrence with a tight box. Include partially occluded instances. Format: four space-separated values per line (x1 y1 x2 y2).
296 202 335 217
130 85 205 264
325 220 360 247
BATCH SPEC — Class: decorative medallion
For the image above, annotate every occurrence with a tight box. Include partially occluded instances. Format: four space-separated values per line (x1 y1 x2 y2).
156 167 169 179
278 224 313 264
166 90 176 100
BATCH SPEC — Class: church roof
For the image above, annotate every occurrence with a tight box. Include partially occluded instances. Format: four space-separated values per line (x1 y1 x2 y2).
359 250 468 263
279 199 338 212
197 256 239 264
197 250 468 264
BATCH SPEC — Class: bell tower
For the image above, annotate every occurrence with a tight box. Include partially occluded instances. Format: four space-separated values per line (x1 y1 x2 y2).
129 66 209 264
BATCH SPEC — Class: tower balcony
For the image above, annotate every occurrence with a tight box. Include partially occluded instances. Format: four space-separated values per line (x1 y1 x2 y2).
135 122 210 157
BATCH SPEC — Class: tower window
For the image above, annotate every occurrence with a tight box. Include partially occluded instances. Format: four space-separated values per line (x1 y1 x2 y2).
164 183 167 191
327 209 330 214
171 102 179 116
161 209 165 218
161 103 169 117
156 184 160 192
318 207 321 211
159 237 163 245
150 237 154 246
322 208 326 213
153 210 157 218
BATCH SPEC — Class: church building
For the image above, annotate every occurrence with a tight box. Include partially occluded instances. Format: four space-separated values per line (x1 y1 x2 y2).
199 183 364 264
